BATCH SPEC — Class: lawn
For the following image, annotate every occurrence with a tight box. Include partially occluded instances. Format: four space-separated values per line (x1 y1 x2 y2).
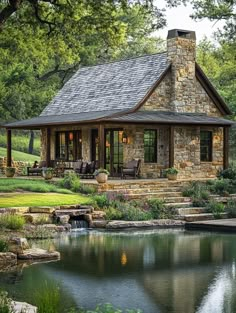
0 178 69 193
0 147 40 162
0 193 92 208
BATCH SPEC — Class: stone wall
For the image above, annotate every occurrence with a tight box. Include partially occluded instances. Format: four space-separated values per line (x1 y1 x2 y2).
0 157 29 176
174 126 223 179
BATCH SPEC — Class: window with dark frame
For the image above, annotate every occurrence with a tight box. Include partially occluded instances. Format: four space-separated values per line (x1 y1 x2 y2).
55 130 82 161
200 130 212 162
144 130 157 163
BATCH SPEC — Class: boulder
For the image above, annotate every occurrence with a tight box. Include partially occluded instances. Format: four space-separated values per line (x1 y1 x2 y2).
59 204 79 210
79 205 94 212
57 215 70 224
17 248 60 260
91 220 108 228
0 252 17 264
12 301 37 313
9 238 30 254
29 206 55 214
23 213 53 224
92 210 106 219
106 219 185 229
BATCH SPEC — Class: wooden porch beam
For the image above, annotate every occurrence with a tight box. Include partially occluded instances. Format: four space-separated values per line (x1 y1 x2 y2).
46 128 51 167
99 124 105 168
7 129 12 167
169 126 174 168
223 126 229 170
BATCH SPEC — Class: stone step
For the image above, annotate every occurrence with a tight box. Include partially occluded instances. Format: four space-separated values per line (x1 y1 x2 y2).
165 202 193 208
183 213 228 222
124 190 183 196
54 208 93 216
164 196 192 203
176 207 208 215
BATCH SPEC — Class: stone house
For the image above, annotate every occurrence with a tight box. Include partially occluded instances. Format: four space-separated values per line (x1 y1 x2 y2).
4 29 234 178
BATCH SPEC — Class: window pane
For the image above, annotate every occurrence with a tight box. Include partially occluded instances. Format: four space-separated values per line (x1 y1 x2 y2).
144 130 157 163
200 131 212 162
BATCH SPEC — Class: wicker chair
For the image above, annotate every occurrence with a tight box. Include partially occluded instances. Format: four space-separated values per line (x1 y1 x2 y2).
121 159 141 179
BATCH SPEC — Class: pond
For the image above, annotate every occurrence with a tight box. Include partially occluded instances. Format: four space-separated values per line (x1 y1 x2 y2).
1 229 236 313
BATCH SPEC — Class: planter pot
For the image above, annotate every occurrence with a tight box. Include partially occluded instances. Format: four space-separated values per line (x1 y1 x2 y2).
5 167 16 178
167 173 177 181
95 173 108 184
43 171 53 180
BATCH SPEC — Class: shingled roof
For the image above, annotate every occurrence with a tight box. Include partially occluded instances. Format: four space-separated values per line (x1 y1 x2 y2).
41 52 169 116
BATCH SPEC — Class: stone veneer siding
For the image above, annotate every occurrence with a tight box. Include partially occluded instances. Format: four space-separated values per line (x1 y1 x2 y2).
174 126 223 178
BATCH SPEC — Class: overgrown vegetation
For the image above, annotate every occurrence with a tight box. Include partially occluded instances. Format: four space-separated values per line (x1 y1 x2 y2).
206 201 225 219
94 193 176 221
0 291 14 313
183 181 210 207
225 199 236 218
25 226 56 239
0 239 8 252
34 282 60 313
0 214 25 230
58 172 81 192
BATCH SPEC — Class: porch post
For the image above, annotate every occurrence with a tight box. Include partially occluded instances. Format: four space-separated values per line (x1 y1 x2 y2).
6 129 12 167
169 126 174 168
223 126 229 169
99 124 105 168
46 127 51 167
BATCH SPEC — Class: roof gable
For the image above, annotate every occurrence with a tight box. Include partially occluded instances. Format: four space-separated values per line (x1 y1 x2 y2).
40 53 169 117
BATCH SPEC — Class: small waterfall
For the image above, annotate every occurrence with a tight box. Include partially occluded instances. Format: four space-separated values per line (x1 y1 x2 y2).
70 216 89 229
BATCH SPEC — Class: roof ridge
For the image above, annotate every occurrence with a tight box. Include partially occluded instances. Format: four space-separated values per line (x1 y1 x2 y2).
77 51 167 70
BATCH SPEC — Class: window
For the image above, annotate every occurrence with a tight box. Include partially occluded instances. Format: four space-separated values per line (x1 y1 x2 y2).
144 130 157 163
55 131 82 161
200 131 212 162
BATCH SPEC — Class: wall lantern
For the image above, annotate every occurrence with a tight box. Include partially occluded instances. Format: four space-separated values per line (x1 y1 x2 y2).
122 132 128 144
69 132 73 141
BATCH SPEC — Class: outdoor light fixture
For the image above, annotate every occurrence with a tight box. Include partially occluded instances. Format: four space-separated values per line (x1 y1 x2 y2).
122 132 128 144
69 132 73 141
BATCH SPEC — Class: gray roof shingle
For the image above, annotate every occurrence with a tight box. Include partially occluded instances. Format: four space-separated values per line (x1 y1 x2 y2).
41 52 169 116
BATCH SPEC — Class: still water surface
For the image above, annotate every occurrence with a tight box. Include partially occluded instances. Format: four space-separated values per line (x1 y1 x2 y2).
1 229 236 313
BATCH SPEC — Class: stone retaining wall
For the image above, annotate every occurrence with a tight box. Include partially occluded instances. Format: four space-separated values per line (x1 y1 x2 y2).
0 157 29 176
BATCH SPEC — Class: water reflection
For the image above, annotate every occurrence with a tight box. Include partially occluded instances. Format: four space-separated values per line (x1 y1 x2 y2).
1 229 236 313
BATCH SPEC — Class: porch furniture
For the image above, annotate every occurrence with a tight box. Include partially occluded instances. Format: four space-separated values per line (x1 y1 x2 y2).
121 159 141 179
73 160 83 174
27 161 46 176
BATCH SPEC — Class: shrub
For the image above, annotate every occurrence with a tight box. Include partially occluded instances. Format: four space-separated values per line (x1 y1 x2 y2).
225 199 236 217
93 194 110 209
182 181 209 199
147 199 175 219
206 201 225 219
104 207 123 220
218 167 236 180
0 214 25 230
122 205 152 221
59 172 81 192
208 179 234 196
0 290 14 313
192 197 207 207
25 226 56 239
34 281 60 313
79 184 96 195
0 239 8 252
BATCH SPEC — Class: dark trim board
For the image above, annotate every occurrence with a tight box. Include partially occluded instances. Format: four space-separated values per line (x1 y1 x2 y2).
186 220 236 233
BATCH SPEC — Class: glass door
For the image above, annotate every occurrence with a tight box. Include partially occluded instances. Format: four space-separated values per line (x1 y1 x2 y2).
105 129 123 176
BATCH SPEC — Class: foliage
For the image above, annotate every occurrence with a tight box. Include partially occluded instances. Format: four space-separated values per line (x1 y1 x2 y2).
80 303 142 313
0 239 8 252
59 172 81 192
0 147 40 162
79 184 97 195
0 193 92 208
165 167 178 175
34 281 60 313
182 181 209 207
208 179 236 196
147 198 176 219
0 214 25 230
25 226 56 239
206 200 225 219
94 168 110 176
225 199 236 218
218 167 236 180
93 194 110 209
0 291 14 313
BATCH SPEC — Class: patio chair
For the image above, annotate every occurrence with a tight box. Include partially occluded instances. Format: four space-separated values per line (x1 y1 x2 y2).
121 159 141 179
27 160 46 176
73 160 83 174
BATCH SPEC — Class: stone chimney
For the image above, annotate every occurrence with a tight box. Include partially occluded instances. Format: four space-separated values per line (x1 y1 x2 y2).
167 29 196 112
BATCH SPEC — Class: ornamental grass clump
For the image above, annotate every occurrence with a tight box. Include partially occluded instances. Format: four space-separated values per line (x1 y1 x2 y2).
34 281 60 313
225 199 236 218
0 214 25 230
208 179 236 196
59 172 81 192
0 290 14 313
182 181 210 207
147 199 176 219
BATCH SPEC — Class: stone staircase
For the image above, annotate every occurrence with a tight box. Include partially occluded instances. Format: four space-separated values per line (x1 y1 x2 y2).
103 180 236 222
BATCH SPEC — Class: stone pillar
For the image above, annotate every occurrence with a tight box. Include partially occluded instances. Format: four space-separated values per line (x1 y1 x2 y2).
167 29 196 112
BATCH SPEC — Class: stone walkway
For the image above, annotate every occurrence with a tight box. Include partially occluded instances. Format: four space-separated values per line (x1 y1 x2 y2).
186 218 236 232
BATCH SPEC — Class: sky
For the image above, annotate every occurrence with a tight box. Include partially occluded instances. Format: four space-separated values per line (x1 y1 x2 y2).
155 1 225 42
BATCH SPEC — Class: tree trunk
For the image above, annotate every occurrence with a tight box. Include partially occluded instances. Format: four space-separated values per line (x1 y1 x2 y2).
28 130 34 155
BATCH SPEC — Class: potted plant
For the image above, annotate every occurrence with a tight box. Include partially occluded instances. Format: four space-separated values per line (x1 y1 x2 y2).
5 167 16 178
94 168 110 183
42 167 54 180
165 167 178 180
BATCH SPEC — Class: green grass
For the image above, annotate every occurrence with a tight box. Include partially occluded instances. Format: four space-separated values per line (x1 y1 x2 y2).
0 178 72 193
0 193 92 208
0 147 40 162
